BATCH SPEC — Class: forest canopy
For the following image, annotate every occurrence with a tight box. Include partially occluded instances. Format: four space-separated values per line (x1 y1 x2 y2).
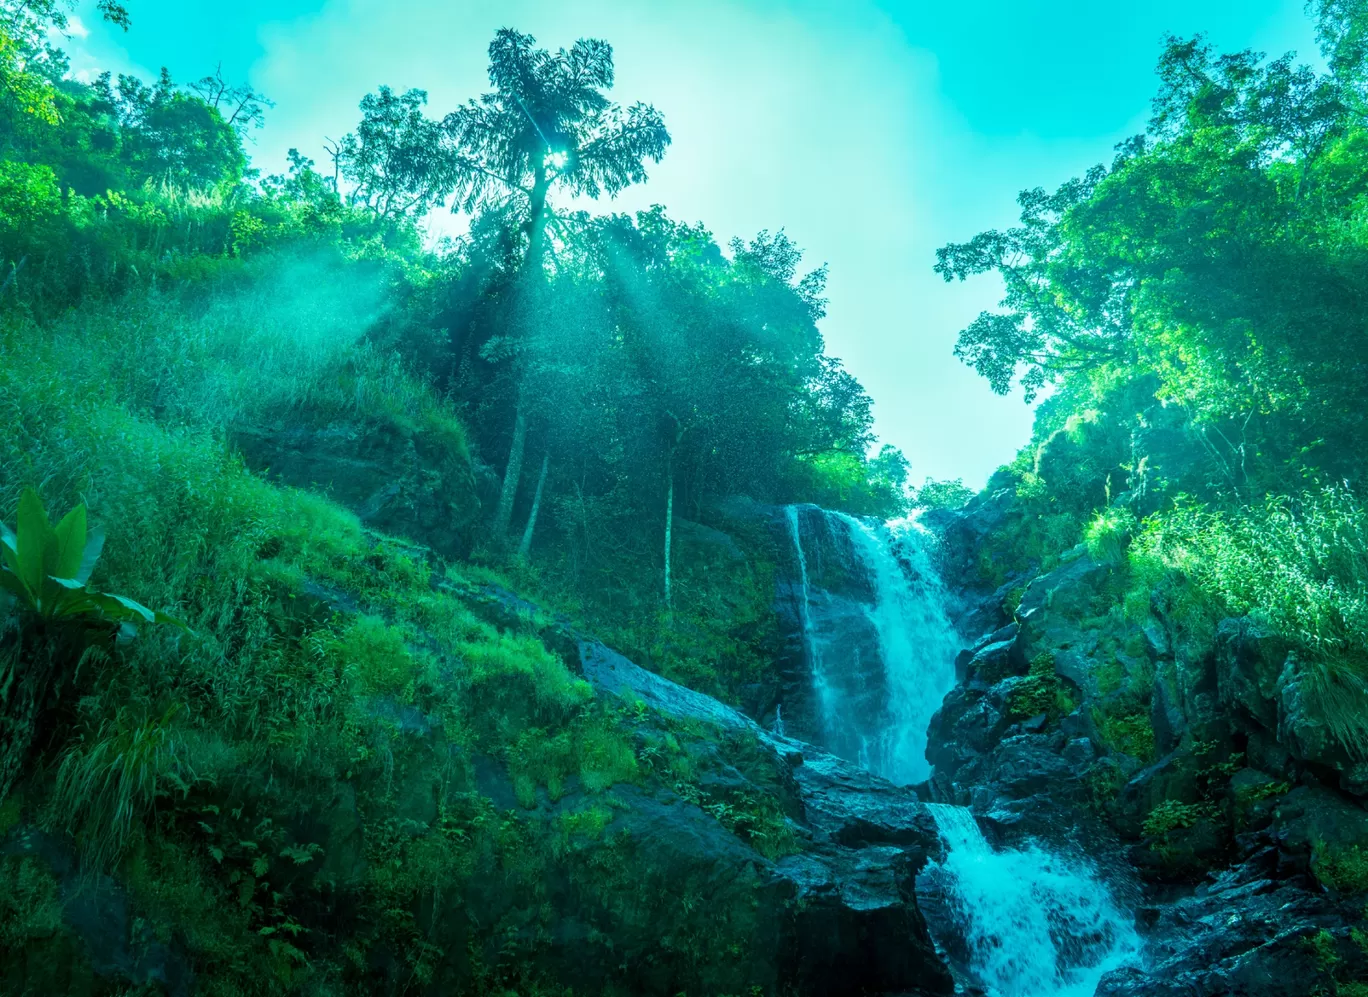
0 3 907 694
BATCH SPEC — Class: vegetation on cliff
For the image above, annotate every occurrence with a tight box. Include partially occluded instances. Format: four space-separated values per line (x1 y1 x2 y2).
939 0 1368 761
0 3 908 993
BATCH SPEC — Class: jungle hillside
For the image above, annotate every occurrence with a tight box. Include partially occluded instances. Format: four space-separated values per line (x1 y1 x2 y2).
5 1 1368 996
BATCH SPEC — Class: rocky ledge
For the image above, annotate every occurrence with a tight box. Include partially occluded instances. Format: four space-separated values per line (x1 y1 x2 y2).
922 493 1368 996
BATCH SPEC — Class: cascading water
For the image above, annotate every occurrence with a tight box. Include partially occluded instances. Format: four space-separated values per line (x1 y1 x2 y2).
845 514 962 783
922 804 1141 997
784 505 959 783
782 503 1139 995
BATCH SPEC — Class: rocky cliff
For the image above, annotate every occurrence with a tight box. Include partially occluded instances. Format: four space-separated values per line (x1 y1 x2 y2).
922 490 1368 996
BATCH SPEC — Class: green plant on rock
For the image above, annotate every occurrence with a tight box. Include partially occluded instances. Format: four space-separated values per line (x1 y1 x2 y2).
1306 928 1341 972
1093 706 1157 762
1085 507 1137 565
1312 841 1368 895
1007 653 1077 722
1143 799 1213 838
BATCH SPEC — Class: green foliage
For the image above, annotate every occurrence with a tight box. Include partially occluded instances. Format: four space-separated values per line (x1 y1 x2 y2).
0 487 187 637
915 477 975 511
1006 653 1077 722
1093 706 1157 762
1085 507 1137 565
1142 799 1213 838
1308 927 1342 972
1313 841 1368 894
53 706 191 869
1133 486 1368 754
0 854 61 946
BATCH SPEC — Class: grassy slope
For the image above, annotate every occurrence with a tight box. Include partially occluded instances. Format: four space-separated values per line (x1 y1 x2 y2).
0 261 788 995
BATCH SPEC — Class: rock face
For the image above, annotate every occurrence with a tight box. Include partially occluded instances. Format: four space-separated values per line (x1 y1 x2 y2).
1095 868 1366 996
759 503 888 755
579 638 955 997
923 504 1368 997
233 417 480 559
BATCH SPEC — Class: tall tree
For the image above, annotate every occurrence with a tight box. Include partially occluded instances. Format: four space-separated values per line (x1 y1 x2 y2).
443 28 670 541
336 87 455 220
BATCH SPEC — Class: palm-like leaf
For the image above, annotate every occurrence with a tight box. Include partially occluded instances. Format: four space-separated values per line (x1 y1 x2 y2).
0 488 188 635
443 29 670 225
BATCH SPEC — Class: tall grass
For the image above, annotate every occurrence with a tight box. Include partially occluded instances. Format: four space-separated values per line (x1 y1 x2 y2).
1133 485 1368 754
1 251 464 452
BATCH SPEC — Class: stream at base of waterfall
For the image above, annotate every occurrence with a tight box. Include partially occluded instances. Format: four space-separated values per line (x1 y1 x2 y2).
922 804 1141 997
783 507 1142 996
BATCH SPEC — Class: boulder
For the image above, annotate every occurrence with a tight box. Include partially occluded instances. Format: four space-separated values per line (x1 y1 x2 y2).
233 417 479 559
1096 871 1365 996
575 637 955 997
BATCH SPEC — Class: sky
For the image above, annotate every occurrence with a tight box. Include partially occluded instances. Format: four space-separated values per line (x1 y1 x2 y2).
70 0 1321 489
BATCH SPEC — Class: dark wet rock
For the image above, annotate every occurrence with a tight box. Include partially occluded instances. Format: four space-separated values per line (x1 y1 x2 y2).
1095 871 1365 996
233 418 479 559
575 638 954 997
964 638 1023 684
1269 785 1368 856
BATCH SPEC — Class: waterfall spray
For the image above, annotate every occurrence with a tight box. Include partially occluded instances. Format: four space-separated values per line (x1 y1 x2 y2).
923 804 1141 997
783 506 957 783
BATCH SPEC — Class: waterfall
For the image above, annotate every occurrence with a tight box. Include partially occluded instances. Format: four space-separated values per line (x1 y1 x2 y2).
923 805 1141 997
784 506 958 783
841 514 960 784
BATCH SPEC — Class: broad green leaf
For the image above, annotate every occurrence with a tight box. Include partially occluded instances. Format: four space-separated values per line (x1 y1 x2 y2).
51 503 87 582
151 608 191 632
0 568 29 604
49 576 84 590
13 489 51 599
84 591 154 623
76 528 105 585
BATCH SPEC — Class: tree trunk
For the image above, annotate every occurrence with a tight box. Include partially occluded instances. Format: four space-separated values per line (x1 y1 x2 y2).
526 166 550 273
493 166 552 546
493 399 527 540
518 451 550 560
663 455 674 614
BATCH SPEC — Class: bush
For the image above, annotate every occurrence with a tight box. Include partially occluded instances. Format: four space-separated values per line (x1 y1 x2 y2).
1312 841 1368 894
1132 486 1368 754
1085 507 1136 565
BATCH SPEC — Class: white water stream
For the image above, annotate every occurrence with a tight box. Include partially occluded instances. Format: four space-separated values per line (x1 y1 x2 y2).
924 804 1141 997
783 505 1141 995
785 507 959 783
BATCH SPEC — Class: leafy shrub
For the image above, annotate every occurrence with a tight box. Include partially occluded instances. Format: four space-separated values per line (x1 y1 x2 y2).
1007 653 1077 721
1312 841 1368 894
1 488 187 636
53 706 191 869
1142 799 1213 837
1093 705 1156 762
1085 507 1137 565
1132 486 1368 754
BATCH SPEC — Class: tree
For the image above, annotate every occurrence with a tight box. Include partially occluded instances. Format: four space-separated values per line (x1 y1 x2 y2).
336 86 455 219
1 0 129 124
188 66 273 135
442 28 670 542
938 30 1368 483
97 69 247 188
